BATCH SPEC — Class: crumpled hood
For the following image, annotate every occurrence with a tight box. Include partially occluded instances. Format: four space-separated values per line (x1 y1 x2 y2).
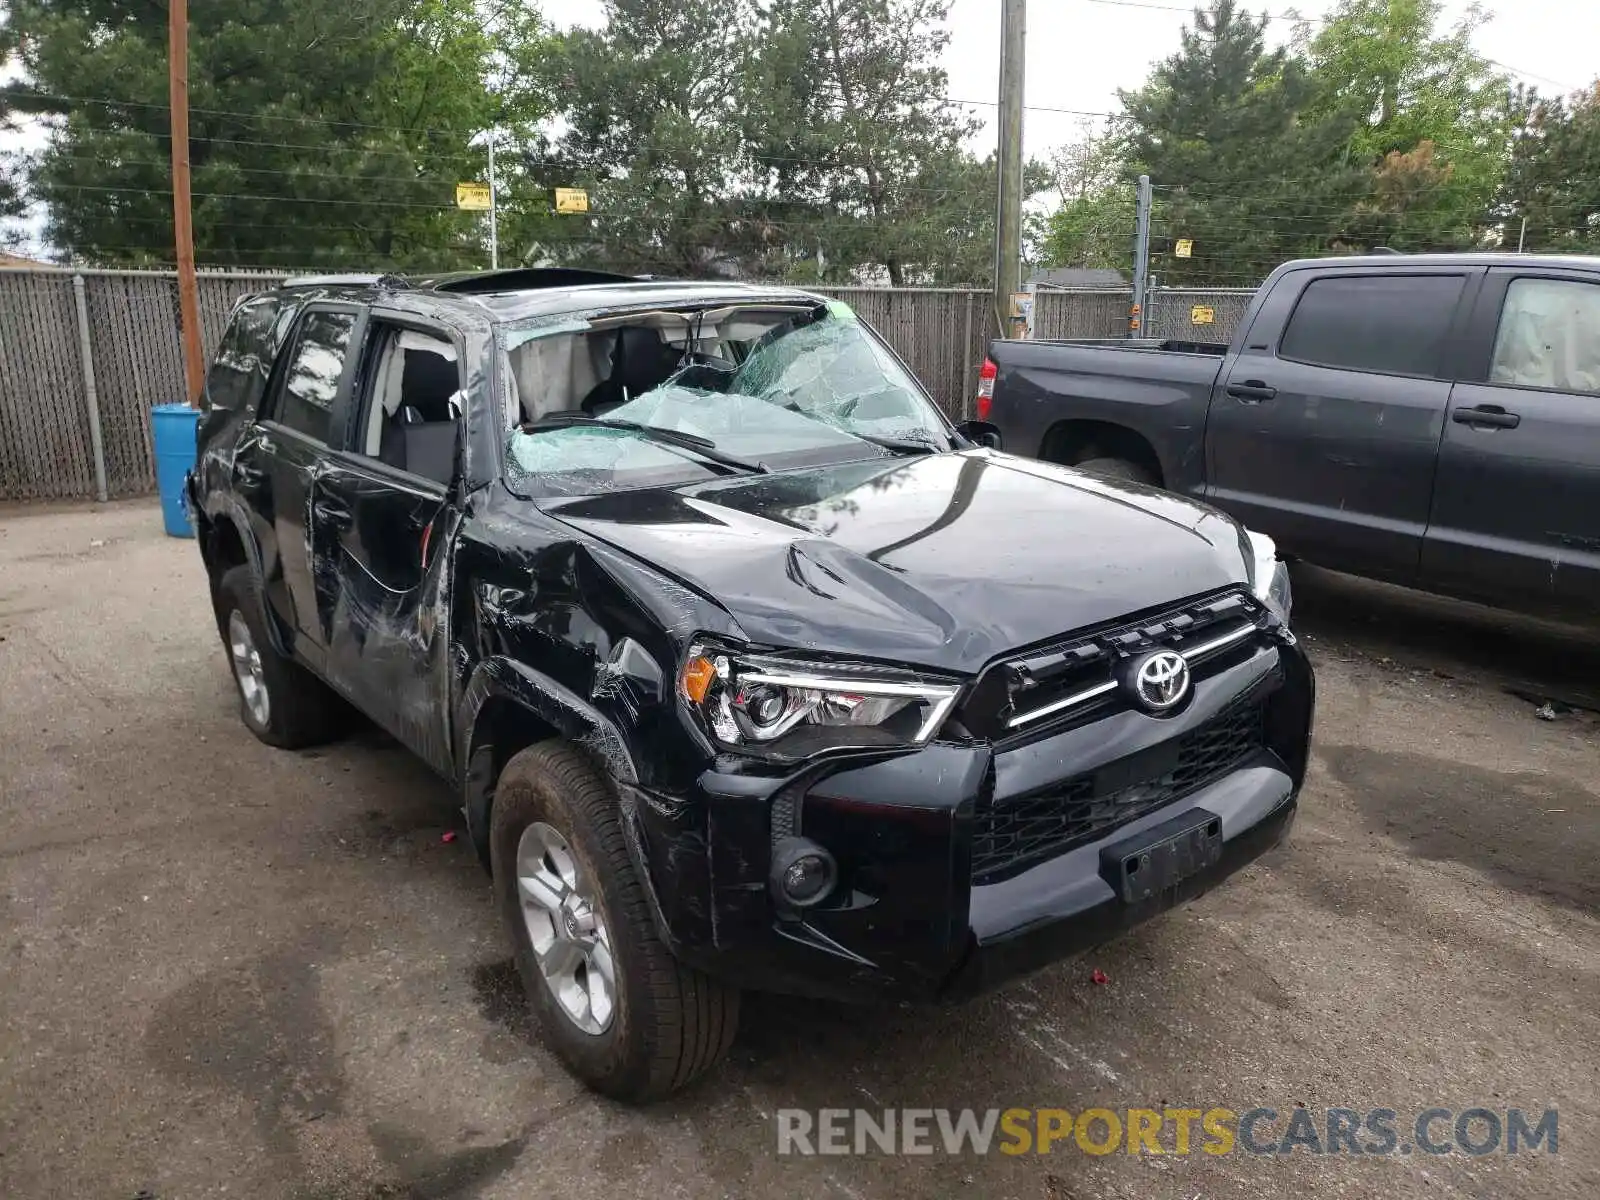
540 451 1252 675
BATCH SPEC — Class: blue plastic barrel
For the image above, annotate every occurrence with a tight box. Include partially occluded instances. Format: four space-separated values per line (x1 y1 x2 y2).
151 403 200 538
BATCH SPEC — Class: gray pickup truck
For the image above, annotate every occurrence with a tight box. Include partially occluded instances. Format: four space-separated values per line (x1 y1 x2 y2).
983 252 1600 617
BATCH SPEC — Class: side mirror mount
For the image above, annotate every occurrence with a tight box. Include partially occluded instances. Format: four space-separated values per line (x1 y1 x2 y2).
955 420 1002 450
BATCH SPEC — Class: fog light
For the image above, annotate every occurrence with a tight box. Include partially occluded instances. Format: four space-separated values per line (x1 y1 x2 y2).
770 838 838 908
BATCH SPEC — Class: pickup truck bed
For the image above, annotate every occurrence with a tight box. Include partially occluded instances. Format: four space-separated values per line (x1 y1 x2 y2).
982 339 1228 496
984 253 1600 617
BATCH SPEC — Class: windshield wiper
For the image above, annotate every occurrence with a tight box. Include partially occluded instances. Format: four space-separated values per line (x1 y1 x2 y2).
851 432 945 456
521 414 770 475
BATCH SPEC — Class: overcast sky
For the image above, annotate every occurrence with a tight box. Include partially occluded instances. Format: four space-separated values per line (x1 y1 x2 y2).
554 0 1600 162
942 0 1599 160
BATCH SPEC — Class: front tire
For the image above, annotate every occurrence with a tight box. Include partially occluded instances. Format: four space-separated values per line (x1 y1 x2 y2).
214 565 345 749
490 741 740 1102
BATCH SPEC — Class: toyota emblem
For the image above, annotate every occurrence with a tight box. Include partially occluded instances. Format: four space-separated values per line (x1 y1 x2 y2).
1131 650 1190 712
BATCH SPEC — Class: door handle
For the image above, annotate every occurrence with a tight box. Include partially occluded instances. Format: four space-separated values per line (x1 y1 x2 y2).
233 462 265 487
1226 381 1277 403
1451 405 1521 430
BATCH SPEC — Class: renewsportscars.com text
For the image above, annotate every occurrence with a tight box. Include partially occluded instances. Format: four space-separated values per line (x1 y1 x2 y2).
775 1106 1558 1157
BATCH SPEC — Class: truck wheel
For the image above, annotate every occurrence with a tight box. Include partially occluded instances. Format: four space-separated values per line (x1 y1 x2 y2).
1074 455 1156 486
214 565 345 749
489 741 740 1102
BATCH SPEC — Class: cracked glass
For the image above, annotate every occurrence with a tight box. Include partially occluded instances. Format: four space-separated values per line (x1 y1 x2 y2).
503 308 952 497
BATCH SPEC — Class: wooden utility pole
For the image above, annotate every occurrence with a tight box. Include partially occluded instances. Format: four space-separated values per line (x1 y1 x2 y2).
994 0 1026 335
169 0 205 407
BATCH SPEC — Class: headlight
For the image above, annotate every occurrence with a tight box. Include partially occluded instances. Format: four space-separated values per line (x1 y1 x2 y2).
679 643 962 761
1247 530 1292 624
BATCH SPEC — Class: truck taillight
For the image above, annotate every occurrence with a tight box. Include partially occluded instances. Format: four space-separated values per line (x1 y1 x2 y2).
976 358 996 420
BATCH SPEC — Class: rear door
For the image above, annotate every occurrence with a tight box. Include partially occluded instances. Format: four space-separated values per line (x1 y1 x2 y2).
1205 268 1473 582
1422 268 1600 609
235 303 364 666
315 315 466 773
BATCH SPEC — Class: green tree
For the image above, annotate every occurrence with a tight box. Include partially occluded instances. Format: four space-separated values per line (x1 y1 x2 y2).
1040 128 1135 272
1118 0 1364 284
742 0 982 284
1495 83 1600 253
1 0 516 269
1299 0 1510 250
530 0 756 277
0 151 25 250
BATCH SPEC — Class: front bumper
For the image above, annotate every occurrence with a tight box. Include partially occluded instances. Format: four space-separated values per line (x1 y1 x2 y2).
622 637 1313 1003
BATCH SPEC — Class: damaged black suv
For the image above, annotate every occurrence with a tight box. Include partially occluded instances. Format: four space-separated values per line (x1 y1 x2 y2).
188 268 1314 1102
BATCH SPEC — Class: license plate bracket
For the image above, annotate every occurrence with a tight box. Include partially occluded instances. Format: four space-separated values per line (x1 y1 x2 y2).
1100 807 1224 903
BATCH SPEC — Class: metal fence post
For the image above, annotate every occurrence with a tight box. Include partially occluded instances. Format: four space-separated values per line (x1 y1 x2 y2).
962 291 975 419
1130 174 1152 337
71 274 109 503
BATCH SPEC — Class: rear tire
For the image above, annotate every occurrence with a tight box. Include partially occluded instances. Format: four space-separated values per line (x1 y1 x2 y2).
214 565 346 749
1073 455 1156 486
490 741 740 1102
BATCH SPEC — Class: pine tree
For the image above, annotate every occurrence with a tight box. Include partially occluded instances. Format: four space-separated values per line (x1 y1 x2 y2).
744 0 981 284
1118 0 1364 284
1497 83 1600 253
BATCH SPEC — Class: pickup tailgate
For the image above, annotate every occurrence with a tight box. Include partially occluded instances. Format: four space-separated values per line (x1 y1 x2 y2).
985 339 1226 494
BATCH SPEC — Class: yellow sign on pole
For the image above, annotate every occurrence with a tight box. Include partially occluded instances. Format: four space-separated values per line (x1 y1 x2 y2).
456 182 492 211
1191 305 1216 325
555 187 590 214
1174 238 1194 258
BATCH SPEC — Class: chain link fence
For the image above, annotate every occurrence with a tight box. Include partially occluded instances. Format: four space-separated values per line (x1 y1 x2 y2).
809 286 999 423
1143 287 1256 343
2 271 1265 505
1031 286 1258 345
0 270 998 503
0 268 288 502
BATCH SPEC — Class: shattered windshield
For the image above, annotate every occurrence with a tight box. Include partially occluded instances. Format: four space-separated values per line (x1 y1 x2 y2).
502 306 952 498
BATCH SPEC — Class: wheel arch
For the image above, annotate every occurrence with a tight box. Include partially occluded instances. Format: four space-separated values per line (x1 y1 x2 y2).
457 658 640 871
1038 419 1165 487
196 501 293 654
197 506 250 578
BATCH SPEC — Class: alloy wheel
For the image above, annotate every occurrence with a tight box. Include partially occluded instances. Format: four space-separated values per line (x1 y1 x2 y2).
227 610 270 727
515 820 617 1035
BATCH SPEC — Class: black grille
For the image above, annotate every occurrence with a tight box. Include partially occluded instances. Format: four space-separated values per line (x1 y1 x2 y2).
960 590 1264 741
971 696 1266 883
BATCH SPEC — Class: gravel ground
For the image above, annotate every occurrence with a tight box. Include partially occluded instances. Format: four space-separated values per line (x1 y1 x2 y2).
1 499 1596 1200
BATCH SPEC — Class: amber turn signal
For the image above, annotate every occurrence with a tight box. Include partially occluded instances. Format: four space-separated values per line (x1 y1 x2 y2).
681 655 717 703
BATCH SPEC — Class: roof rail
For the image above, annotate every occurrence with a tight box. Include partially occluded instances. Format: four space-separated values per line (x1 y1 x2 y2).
420 267 643 294
281 272 382 287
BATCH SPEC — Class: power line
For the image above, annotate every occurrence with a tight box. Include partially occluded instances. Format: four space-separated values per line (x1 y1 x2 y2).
44 183 465 210
25 153 1006 203
26 152 476 191
12 86 1121 138
3 89 494 141
942 97 1118 117
13 101 1012 193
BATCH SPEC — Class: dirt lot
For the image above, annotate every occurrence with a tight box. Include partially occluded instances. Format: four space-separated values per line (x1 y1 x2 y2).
1 499 1597 1200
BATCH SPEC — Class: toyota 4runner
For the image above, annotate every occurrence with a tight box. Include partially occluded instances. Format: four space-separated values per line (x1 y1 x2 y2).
187 268 1314 1102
